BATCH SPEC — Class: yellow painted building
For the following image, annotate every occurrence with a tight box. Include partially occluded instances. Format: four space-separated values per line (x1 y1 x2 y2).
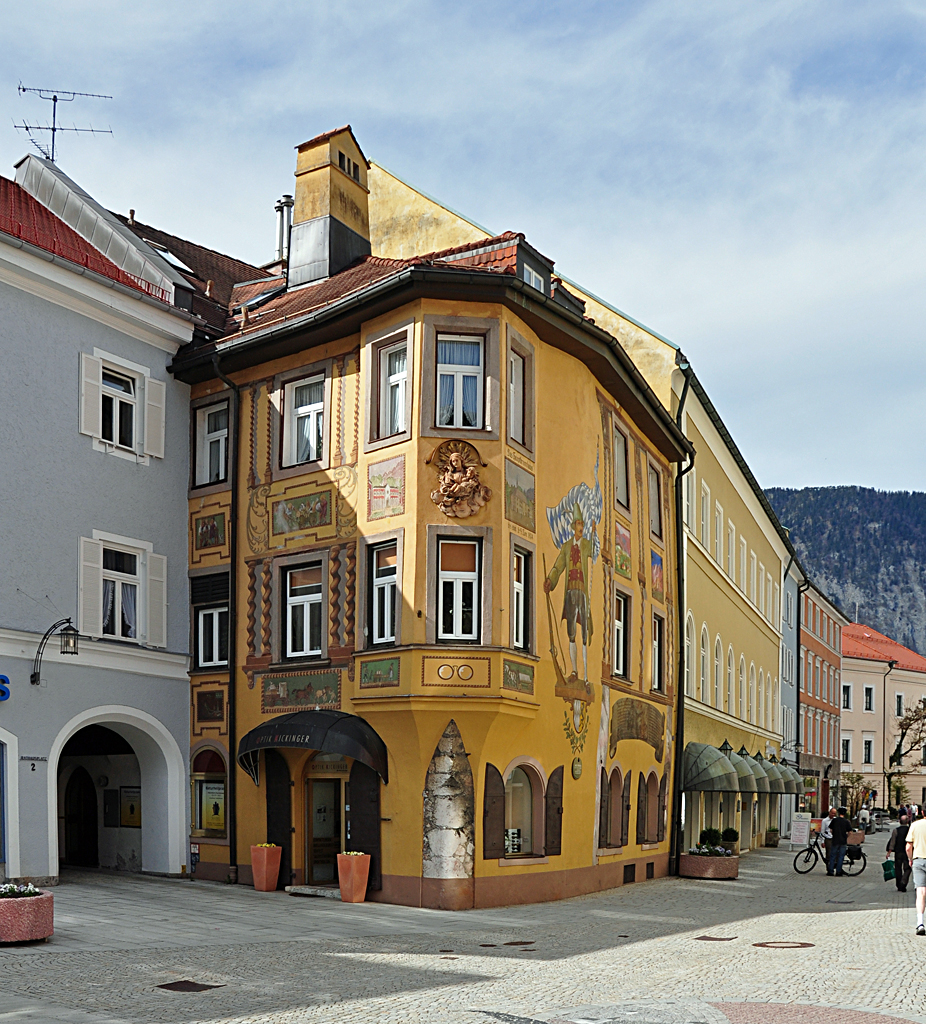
366 160 799 857
175 128 691 908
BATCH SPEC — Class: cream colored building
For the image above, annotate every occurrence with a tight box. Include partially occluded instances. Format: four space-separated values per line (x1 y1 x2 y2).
840 623 926 810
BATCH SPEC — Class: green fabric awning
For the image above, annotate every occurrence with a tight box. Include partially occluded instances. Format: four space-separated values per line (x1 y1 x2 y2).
762 761 787 794
740 753 770 793
782 765 804 791
726 749 758 793
683 742 739 792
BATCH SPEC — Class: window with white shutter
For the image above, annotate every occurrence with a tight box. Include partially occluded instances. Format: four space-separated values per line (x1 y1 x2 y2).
79 349 163 463
143 378 166 459
78 537 104 637
146 553 168 648
79 354 103 437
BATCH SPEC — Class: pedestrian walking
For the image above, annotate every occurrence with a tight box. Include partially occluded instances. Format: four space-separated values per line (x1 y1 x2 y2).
905 814 926 935
822 807 837 868
828 808 852 876
859 805 871 832
889 815 911 892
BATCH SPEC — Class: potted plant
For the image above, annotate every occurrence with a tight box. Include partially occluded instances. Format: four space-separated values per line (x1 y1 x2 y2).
720 827 740 855
679 843 739 879
250 843 283 892
337 851 371 903
0 883 53 943
699 827 722 847
764 827 780 848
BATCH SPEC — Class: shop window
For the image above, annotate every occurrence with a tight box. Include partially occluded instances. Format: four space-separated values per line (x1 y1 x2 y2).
504 766 534 855
191 749 226 838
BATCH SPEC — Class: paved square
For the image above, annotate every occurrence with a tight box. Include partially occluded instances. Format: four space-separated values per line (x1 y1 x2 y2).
0 846 920 1024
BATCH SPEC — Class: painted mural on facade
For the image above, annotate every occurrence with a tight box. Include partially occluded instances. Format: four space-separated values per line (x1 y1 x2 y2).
615 522 632 580
504 459 535 532
651 550 665 603
367 455 405 521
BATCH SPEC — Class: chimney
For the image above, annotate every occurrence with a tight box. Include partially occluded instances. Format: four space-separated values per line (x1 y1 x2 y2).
288 126 371 287
274 198 284 262
281 194 294 262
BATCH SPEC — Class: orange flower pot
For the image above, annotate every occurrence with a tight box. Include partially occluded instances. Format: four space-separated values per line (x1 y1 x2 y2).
337 853 371 903
251 845 283 892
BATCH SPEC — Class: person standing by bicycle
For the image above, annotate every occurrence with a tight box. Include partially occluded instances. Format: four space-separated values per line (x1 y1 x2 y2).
905 812 926 935
828 807 852 876
822 807 837 872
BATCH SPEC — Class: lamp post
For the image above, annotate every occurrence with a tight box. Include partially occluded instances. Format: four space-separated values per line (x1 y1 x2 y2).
30 618 80 685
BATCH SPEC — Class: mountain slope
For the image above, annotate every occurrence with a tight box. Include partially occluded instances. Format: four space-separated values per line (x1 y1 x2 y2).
765 486 926 655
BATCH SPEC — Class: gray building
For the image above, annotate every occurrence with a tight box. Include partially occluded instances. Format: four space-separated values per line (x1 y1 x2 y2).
0 158 197 881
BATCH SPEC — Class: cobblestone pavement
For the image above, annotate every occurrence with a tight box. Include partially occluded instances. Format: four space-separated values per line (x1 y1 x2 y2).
0 847 922 1024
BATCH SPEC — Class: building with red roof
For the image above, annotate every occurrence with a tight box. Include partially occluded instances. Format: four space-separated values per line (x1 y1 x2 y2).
840 623 926 811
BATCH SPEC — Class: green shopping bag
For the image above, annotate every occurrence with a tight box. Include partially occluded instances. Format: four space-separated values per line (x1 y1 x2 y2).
883 858 896 881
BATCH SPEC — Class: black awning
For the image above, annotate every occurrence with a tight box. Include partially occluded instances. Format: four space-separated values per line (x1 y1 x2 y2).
237 710 388 786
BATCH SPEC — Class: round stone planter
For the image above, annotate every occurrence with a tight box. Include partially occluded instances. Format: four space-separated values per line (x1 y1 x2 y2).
764 832 780 848
679 854 739 879
719 840 740 856
0 891 53 943
337 854 371 903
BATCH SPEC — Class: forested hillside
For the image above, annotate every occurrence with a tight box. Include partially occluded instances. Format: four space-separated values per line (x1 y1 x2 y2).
765 487 926 655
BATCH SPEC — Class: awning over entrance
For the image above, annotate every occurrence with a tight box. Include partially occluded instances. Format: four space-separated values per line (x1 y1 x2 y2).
237 710 389 786
781 765 804 791
726 749 758 793
762 760 787 794
683 742 739 792
739 753 770 793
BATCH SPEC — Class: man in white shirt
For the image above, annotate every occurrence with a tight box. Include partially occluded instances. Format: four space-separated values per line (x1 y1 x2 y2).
905 815 926 935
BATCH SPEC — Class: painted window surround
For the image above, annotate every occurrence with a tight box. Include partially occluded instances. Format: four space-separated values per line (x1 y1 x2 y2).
425 524 494 646
355 527 406 652
363 319 415 454
269 547 331 666
270 358 333 481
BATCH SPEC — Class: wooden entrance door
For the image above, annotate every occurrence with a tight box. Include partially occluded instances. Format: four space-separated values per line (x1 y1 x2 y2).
305 778 341 885
63 766 98 867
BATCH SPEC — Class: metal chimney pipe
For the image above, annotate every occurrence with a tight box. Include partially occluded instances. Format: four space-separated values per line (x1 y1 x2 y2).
281 195 294 262
274 199 284 262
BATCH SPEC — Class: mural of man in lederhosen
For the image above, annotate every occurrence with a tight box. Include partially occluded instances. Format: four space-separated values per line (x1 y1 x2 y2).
544 502 597 683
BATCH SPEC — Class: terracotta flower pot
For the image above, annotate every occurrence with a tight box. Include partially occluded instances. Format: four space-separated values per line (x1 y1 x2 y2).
0 891 53 943
251 845 283 892
337 853 371 903
679 853 739 879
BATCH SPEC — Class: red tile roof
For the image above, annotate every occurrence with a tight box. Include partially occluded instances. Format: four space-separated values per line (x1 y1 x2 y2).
842 623 926 673
0 176 165 300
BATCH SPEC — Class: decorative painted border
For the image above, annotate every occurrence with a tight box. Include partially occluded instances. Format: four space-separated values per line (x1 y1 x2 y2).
258 669 341 713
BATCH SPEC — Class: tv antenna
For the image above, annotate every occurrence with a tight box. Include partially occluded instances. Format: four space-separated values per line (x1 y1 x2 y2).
14 83 112 163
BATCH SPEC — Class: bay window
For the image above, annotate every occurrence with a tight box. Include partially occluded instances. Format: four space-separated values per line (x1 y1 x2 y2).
436 334 483 429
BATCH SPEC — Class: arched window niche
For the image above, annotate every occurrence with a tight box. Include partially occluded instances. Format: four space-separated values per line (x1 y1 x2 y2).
502 759 545 857
191 747 227 839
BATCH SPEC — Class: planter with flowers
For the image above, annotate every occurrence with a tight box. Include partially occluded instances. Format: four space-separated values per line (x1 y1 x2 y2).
337 851 371 903
0 883 53 943
250 844 283 892
679 843 739 879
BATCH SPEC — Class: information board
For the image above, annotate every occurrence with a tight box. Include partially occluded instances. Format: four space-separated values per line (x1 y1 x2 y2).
791 812 811 846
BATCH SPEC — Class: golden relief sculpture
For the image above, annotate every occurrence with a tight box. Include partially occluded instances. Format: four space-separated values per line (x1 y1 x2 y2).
429 440 491 518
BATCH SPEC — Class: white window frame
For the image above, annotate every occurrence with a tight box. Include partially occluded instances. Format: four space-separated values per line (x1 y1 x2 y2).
699 483 710 548
713 503 723 563
842 683 851 709
198 606 229 667
613 589 628 677
195 401 229 486
726 521 735 577
785 591 794 627
896 693 905 718
683 468 694 527
749 552 757 604
282 373 326 467
512 548 529 651
614 425 630 511
652 613 665 691
371 542 397 645
863 737 874 764
438 538 481 642
522 264 544 292
80 349 163 464
436 333 485 430
842 737 851 764
757 562 765 614
285 563 324 659
101 367 137 451
102 544 141 642
648 462 663 540
379 339 408 439
508 349 525 446
864 685 874 712
739 538 747 592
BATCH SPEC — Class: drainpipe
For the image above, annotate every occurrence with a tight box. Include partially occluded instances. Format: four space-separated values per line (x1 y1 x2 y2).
669 352 694 875
211 352 240 883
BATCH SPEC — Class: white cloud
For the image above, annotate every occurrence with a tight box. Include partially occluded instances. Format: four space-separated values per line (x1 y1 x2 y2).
3 0 926 488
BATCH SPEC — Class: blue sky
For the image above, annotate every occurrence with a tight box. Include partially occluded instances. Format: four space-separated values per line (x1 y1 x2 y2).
4 1 926 491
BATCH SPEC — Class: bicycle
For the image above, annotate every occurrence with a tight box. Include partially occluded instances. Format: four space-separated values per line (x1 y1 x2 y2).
792 830 867 875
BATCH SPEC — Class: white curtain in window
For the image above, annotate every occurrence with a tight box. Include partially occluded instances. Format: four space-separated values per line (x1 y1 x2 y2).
102 579 115 633
437 339 480 365
122 583 137 639
461 375 478 427
438 375 455 424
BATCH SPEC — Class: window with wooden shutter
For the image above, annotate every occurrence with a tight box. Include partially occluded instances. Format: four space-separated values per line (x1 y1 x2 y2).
79 354 103 437
621 772 632 847
598 767 609 849
146 553 168 648
143 378 166 459
545 765 564 857
657 773 668 843
636 772 646 844
78 537 104 636
482 763 505 858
